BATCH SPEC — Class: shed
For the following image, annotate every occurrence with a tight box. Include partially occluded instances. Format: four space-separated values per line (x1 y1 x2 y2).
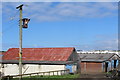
0 51 6 77
78 53 120 73
1 47 80 76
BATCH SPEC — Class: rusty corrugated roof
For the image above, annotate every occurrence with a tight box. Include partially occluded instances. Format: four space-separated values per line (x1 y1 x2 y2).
3 47 75 61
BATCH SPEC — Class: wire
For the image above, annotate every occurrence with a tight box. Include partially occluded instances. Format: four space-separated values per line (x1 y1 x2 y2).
1 10 19 35
9 10 19 21
2 20 19 35
1 4 30 35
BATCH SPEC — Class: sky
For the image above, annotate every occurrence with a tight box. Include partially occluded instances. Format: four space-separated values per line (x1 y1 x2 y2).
1 0 119 2
1 2 119 51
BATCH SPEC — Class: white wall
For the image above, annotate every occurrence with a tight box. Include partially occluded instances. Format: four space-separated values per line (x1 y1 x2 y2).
0 66 1 72
72 65 77 73
2 64 66 76
0 63 2 77
3 64 19 76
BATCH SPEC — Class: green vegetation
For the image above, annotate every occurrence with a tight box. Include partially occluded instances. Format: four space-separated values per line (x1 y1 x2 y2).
3 74 80 80
29 74 80 78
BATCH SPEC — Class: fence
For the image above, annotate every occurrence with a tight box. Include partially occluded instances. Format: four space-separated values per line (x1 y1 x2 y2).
2 69 70 79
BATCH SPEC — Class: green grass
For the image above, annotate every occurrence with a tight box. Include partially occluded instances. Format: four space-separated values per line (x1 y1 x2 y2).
31 74 80 78
4 74 80 80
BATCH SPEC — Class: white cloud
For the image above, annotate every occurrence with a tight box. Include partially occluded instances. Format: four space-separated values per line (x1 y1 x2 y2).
74 39 118 50
95 39 118 49
92 34 118 50
1 0 119 2
73 33 118 50
2 2 117 22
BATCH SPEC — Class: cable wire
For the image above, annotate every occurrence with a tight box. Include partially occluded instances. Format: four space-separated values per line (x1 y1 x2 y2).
2 20 19 35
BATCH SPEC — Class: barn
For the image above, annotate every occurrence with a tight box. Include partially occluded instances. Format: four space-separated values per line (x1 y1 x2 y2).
0 52 2 74
1 47 80 76
0 51 6 77
78 53 120 74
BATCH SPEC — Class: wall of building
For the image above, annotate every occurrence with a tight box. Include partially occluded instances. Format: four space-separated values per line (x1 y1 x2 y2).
65 64 77 73
2 64 66 76
117 60 120 70
0 53 2 73
0 63 1 68
0 64 2 77
68 51 80 73
72 64 77 73
81 62 103 73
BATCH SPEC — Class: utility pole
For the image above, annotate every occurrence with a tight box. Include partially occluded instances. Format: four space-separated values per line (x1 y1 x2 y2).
16 4 30 80
16 4 23 80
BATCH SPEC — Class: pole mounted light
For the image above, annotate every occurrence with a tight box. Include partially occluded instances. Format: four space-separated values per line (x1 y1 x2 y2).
16 4 30 80
22 18 30 28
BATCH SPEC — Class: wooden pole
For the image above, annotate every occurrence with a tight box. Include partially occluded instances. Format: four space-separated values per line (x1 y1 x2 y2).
16 4 23 80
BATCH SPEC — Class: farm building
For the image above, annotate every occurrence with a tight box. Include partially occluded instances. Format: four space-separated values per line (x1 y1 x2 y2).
0 52 2 75
0 51 6 77
1 47 80 76
78 52 120 73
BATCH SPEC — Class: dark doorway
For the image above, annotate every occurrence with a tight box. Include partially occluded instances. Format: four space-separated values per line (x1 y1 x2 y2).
114 60 117 68
105 62 108 72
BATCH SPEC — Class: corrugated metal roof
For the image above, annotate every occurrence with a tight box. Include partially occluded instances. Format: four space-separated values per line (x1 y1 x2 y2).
3 47 75 61
2 60 75 65
78 53 115 62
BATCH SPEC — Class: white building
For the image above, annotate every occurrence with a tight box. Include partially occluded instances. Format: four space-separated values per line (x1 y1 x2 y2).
1 47 80 76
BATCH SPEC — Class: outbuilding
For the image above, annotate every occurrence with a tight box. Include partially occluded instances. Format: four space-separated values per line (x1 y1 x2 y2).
78 52 120 74
1 47 80 76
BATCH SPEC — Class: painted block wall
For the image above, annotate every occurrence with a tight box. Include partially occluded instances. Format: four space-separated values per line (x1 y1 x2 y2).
1 64 66 76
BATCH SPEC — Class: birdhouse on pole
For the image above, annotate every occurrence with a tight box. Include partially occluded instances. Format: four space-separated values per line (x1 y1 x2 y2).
22 18 30 28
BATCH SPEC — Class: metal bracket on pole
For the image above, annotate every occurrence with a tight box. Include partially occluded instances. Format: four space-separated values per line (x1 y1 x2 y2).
16 4 23 9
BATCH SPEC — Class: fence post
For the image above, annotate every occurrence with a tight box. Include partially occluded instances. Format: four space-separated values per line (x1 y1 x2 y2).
64 70 65 75
37 73 39 77
57 71 58 75
61 70 62 75
49 72 50 76
53 72 54 76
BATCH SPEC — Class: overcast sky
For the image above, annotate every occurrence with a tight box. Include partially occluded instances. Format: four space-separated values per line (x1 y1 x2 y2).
1 2 119 51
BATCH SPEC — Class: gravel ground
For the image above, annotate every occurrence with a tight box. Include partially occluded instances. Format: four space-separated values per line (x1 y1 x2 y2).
79 73 107 78
74 73 111 80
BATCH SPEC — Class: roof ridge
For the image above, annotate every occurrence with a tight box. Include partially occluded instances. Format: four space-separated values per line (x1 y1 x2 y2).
8 47 74 49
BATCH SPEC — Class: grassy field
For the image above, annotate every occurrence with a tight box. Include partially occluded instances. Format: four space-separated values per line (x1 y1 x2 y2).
3 74 80 80
29 74 80 78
